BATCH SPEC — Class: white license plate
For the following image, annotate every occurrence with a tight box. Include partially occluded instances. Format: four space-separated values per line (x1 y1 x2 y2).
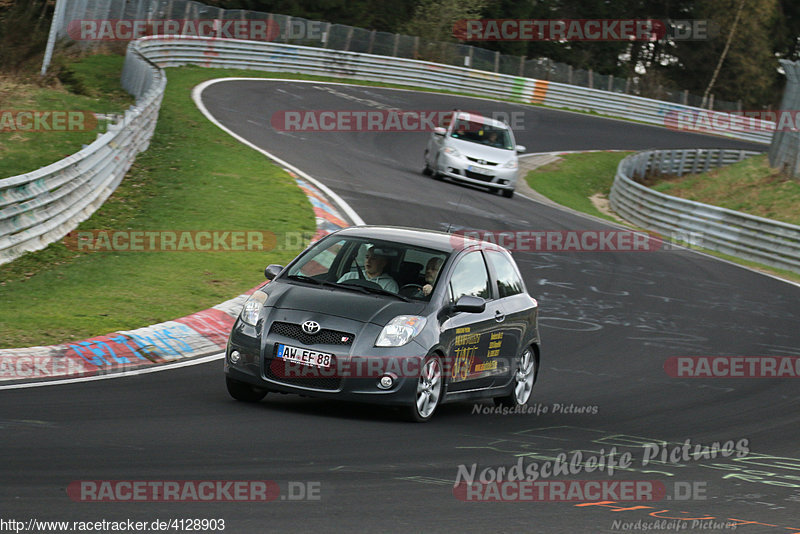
467 165 490 175
275 343 333 369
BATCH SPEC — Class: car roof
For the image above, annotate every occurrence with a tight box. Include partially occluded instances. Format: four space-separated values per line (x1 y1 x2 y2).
329 225 507 254
454 111 508 129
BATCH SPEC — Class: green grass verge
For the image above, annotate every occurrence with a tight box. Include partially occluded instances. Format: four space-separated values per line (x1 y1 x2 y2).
649 154 800 226
0 54 134 178
0 60 317 349
524 151 632 222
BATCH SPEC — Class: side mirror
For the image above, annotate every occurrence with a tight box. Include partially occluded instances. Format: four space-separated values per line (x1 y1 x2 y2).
516 145 526 153
434 127 446 136
265 264 284 280
453 295 486 313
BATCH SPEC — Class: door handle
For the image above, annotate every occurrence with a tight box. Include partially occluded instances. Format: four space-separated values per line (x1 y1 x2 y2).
494 310 505 322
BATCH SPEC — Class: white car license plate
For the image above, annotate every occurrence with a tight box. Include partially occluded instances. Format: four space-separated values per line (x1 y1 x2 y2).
276 343 333 369
467 165 490 175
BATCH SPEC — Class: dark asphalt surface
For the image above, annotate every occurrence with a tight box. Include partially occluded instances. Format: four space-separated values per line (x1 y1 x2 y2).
2 81 798 533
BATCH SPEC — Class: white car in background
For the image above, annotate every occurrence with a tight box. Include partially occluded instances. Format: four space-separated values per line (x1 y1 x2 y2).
423 111 525 198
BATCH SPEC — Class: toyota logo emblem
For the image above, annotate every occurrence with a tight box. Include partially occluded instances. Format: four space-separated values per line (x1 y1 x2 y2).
301 321 321 335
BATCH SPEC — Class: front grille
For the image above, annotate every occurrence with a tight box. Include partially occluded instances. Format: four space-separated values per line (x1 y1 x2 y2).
465 169 495 181
265 357 342 391
269 321 354 346
466 156 498 166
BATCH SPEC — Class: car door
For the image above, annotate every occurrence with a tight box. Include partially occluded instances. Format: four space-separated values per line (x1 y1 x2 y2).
440 250 505 392
484 249 530 387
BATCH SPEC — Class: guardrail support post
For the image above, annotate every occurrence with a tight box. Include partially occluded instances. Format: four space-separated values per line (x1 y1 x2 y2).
322 22 331 48
368 30 376 54
344 26 353 51
678 150 688 176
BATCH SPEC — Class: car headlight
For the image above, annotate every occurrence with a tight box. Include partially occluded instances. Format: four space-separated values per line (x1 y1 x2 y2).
240 291 268 326
443 146 462 158
503 159 518 169
375 315 427 347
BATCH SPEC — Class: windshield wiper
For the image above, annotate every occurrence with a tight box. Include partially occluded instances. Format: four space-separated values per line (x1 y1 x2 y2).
286 274 322 285
289 275 408 301
351 284 410 302
288 275 350 291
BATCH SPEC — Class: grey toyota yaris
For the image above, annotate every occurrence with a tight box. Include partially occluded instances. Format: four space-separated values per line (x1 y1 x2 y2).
224 226 540 422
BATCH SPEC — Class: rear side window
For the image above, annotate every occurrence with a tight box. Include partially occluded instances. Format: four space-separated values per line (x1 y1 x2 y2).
486 250 524 298
449 252 490 302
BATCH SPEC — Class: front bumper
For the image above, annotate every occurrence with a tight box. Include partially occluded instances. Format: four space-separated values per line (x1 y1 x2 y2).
437 153 517 191
224 319 429 407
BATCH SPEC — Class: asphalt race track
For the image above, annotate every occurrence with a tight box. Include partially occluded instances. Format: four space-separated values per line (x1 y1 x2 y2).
2 80 799 533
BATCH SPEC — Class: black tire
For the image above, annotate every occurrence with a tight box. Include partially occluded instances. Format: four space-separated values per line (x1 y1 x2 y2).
495 347 537 408
502 188 514 198
402 354 444 422
488 187 499 195
226 376 268 402
422 150 433 176
431 156 443 180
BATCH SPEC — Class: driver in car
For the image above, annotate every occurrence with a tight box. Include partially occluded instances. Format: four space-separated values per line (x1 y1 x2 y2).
337 246 399 293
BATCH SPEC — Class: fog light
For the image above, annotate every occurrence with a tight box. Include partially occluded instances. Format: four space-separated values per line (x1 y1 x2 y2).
230 350 241 364
378 375 394 389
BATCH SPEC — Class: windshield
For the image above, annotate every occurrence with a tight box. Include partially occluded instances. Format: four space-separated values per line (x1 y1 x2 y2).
284 236 449 300
450 119 514 150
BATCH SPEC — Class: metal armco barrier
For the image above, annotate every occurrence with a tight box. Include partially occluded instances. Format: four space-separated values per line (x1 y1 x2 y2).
0 49 164 266
132 36 772 145
0 35 778 265
610 149 800 274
